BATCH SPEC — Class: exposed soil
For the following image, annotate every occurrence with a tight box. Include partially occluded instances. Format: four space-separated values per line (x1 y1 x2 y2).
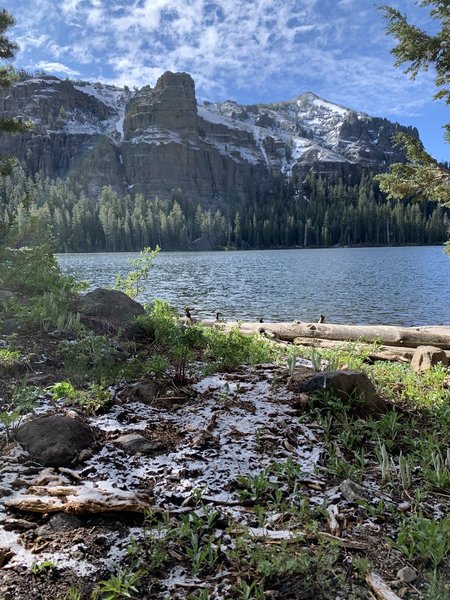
0 330 449 599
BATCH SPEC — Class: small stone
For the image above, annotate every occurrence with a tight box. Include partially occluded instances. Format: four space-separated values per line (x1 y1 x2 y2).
78 449 93 462
115 433 165 455
397 566 417 583
398 501 411 512
339 479 372 502
134 382 158 403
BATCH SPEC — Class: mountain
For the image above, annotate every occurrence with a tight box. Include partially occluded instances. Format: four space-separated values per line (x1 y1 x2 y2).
0 71 418 202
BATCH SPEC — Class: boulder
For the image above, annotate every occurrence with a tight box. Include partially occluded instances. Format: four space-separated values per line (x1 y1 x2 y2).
79 288 144 326
411 345 448 373
14 415 94 467
293 370 384 414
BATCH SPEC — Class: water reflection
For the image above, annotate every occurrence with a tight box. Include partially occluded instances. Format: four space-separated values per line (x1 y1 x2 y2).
57 247 450 326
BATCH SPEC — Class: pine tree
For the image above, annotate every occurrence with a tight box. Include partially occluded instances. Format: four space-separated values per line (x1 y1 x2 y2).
377 2 450 207
0 9 31 176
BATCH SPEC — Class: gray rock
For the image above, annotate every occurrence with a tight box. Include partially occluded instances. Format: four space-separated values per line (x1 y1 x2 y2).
79 288 144 326
14 415 94 467
0 289 16 302
397 566 417 583
114 433 165 455
411 345 448 373
339 479 372 503
134 381 158 403
37 512 83 537
293 370 384 414
0 318 20 335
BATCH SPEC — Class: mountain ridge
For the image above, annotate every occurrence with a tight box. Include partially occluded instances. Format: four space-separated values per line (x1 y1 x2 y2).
0 71 418 203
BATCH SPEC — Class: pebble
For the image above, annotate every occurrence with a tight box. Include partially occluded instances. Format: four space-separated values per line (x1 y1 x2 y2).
397 566 417 583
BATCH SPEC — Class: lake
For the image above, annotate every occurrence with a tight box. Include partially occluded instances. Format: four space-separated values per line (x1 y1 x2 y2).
57 246 450 326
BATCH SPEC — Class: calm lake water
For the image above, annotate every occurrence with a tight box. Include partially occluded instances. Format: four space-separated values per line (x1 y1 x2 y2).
57 246 450 326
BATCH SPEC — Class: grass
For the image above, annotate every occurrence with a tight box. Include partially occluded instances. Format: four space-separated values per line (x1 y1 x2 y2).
2 253 450 598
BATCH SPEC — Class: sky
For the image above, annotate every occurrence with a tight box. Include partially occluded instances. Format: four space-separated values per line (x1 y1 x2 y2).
3 0 448 161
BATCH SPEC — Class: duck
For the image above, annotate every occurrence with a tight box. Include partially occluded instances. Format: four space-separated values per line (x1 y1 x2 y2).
181 306 194 327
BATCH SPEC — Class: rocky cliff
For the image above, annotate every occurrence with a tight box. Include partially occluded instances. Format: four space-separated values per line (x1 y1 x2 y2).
0 71 418 202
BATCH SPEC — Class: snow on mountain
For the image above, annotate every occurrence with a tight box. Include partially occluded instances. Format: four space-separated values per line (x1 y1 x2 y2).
0 72 418 201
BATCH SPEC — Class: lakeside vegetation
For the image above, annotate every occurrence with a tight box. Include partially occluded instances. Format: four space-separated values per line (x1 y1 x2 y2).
1 166 449 252
1 247 449 598
0 2 449 597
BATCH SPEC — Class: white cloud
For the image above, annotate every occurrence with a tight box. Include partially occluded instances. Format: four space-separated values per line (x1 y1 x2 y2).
33 61 81 77
3 0 440 123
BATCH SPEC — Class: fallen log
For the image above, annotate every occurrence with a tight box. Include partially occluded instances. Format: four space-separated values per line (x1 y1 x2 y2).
292 337 450 363
5 484 151 514
366 571 402 600
205 321 450 350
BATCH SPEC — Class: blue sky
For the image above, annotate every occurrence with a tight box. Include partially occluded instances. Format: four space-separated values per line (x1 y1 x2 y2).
3 0 448 161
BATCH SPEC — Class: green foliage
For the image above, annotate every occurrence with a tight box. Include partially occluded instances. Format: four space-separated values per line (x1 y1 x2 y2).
114 245 159 299
136 300 205 382
93 566 145 599
30 560 58 574
392 516 450 567
48 380 110 414
0 9 33 178
1 168 448 252
59 333 121 384
377 133 450 204
236 470 276 503
203 326 277 372
377 2 450 205
0 383 39 443
146 354 170 377
423 570 450 600
0 347 20 365
0 242 78 295
62 588 82 600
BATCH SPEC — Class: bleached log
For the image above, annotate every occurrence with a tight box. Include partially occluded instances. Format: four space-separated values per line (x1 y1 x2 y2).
5 484 151 514
366 571 402 600
206 321 450 350
291 337 439 363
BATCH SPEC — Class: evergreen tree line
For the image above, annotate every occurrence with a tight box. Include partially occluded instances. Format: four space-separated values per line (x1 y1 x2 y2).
0 166 448 252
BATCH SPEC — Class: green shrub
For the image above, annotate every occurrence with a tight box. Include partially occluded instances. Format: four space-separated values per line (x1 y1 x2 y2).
203 326 277 371
59 333 121 384
0 242 78 296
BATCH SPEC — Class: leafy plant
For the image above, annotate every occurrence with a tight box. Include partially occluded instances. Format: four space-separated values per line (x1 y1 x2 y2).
232 580 265 600
114 245 159 299
236 470 275 503
93 565 145 600
0 242 79 295
30 560 58 574
60 333 121 384
203 325 277 372
0 384 39 443
423 569 450 600
393 516 450 567
62 588 82 600
0 348 20 365
423 448 450 490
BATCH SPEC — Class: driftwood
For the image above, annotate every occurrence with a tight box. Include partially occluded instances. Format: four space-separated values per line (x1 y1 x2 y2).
292 337 448 363
5 484 151 514
204 320 450 350
366 571 402 600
